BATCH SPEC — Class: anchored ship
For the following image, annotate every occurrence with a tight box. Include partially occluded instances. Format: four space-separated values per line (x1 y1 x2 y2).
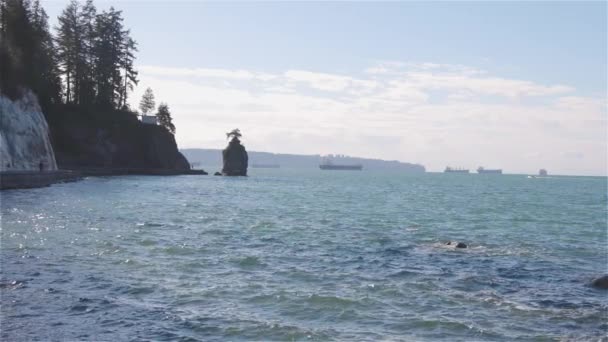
444 167 469 173
320 164 363 170
477 167 502 174
319 158 362 171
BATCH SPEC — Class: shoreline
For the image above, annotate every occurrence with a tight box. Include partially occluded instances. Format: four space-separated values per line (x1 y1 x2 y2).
0 170 83 190
0 168 208 190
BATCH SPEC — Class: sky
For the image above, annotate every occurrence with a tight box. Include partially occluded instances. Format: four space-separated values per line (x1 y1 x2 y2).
42 1 607 176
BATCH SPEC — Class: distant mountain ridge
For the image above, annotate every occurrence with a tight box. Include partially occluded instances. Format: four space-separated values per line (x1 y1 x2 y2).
181 149 425 172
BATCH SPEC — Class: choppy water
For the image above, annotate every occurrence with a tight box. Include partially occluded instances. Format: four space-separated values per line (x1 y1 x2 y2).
1 170 607 341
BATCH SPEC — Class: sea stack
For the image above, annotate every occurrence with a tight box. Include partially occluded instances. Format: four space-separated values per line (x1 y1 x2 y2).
221 129 248 176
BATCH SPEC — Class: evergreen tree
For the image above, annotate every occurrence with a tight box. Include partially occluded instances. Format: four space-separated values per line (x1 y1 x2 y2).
93 7 125 109
118 34 137 109
30 0 61 106
76 0 97 106
156 102 175 134
0 0 61 106
0 0 27 98
2 0 137 111
139 87 155 115
55 0 80 103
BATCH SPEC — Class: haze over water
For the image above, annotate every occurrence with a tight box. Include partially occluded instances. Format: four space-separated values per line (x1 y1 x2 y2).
1 170 606 340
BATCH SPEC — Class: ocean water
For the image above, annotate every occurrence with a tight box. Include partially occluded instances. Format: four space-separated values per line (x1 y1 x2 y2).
1 170 606 341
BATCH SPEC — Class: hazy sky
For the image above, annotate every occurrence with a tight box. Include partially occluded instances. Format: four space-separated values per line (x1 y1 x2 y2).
42 1 607 175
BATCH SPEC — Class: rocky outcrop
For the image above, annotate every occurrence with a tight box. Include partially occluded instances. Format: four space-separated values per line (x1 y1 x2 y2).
45 104 190 171
222 137 248 176
591 275 608 289
0 92 58 171
446 241 468 248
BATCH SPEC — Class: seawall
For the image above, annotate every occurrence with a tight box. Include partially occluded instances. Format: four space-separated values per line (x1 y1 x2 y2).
0 170 82 190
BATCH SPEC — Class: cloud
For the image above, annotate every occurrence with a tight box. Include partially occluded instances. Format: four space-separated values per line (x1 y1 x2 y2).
139 65 275 81
284 70 378 93
404 71 573 98
130 62 607 175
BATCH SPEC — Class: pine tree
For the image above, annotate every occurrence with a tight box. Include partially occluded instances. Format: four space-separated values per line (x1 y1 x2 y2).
29 0 61 106
0 0 60 105
77 0 96 106
118 34 137 109
139 87 155 115
0 0 27 98
93 7 125 109
156 102 175 134
55 0 80 103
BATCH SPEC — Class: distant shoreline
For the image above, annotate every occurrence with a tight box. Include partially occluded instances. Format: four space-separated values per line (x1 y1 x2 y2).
182 148 426 172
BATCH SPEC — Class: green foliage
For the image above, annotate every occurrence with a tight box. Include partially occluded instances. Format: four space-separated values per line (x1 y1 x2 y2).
226 128 242 141
0 0 179 137
92 7 125 109
55 0 79 103
53 1 137 109
139 87 155 115
156 102 175 135
0 0 62 107
118 35 138 109
2 0 138 111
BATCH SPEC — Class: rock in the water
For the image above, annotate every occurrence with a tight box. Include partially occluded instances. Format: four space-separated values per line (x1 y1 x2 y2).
445 241 467 248
214 172 222 176
222 137 248 176
591 275 608 289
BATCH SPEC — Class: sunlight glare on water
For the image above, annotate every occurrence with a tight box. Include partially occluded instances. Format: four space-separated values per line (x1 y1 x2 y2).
1 170 607 340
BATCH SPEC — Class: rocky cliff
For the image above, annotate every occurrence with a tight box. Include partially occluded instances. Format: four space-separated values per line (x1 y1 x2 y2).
0 92 58 171
45 104 189 171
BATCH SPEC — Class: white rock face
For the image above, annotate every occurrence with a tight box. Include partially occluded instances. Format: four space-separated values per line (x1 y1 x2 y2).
0 91 58 171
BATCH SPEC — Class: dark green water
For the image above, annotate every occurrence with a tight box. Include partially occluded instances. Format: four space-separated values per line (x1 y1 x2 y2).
1 170 606 340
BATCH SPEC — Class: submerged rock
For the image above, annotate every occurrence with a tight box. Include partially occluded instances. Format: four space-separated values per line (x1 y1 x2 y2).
222 135 248 176
591 275 608 289
446 241 467 249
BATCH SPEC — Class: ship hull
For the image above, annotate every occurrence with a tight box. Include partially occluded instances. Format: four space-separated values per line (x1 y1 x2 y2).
444 170 469 173
319 165 362 170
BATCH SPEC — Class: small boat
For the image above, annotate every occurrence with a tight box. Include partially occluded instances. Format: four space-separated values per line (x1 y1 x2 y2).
539 169 548 176
444 167 469 173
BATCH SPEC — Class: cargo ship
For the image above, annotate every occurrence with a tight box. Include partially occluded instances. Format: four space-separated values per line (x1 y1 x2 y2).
444 167 469 173
319 164 363 170
477 167 502 174
319 158 362 170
